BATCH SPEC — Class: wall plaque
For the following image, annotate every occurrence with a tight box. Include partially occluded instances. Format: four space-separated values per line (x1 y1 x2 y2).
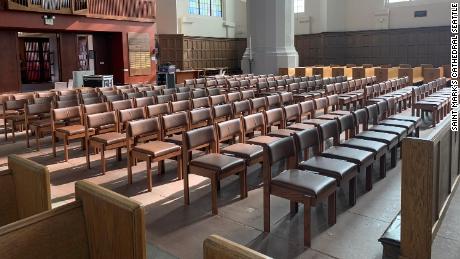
128 32 151 76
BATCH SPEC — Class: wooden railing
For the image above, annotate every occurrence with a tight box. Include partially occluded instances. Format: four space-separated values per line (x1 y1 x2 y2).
6 0 156 22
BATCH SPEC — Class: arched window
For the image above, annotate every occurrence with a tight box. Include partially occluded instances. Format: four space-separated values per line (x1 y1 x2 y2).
189 0 222 17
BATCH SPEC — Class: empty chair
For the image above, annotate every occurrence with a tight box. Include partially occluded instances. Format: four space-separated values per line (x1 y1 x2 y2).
174 91 191 101
226 92 241 103
212 103 233 123
189 107 213 129
192 89 207 99
265 95 281 109
192 97 210 109
85 111 127 174
162 88 177 96
134 96 155 108
250 97 267 113
127 118 182 191
24 102 51 150
232 100 251 118
118 107 146 133
262 137 336 247
110 99 134 111
155 94 173 104
170 100 191 113
161 111 189 146
241 90 255 100
82 102 110 116
182 126 247 215
147 103 171 118
195 78 206 88
207 88 221 96
209 94 227 106
3 99 28 142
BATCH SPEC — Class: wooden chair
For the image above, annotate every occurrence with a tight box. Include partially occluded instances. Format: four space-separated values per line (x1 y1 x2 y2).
24 102 52 150
0 155 51 227
127 118 182 191
118 107 146 133
0 180 147 259
134 96 155 108
161 111 189 147
192 97 210 109
147 103 171 118
189 107 213 130
85 111 127 174
51 106 88 161
182 126 247 215
3 99 28 142
170 100 191 113
212 103 233 123
262 137 336 247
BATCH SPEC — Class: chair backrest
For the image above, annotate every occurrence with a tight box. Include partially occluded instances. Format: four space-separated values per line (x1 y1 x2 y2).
242 113 266 137
162 88 177 96
280 92 293 105
0 155 51 227
232 100 251 118
103 94 124 102
299 100 315 119
119 107 146 132
171 100 191 113
319 119 340 148
264 108 284 129
314 97 328 113
265 95 281 109
111 99 134 111
227 92 241 103
54 99 79 109
366 104 379 125
210 95 227 106
337 113 356 136
161 111 189 136
192 97 210 109
216 118 243 144
174 91 191 101
250 97 267 113
293 128 321 158
155 94 173 104
135 97 155 108
86 111 118 133
127 117 161 142
4 99 27 111
192 89 207 98
212 103 233 122
147 103 171 118
189 107 213 129
207 88 221 97
352 108 369 132
184 125 216 151
283 104 301 125
52 106 82 125
241 90 255 100
265 137 296 166
83 102 110 115
25 103 51 117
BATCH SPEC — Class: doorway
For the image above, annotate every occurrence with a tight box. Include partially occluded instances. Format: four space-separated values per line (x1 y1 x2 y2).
22 38 52 83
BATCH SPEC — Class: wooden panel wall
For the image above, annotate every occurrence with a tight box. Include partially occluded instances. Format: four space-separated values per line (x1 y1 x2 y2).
59 32 78 82
159 34 246 71
0 31 20 93
295 26 450 67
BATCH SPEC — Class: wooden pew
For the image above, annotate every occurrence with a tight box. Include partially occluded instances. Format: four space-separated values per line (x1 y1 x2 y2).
0 180 146 259
278 68 295 76
423 68 441 84
203 235 271 259
331 66 345 77
0 155 51 227
352 67 365 80
295 67 313 77
375 67 398 83
398 67 423 85
401 112 460 259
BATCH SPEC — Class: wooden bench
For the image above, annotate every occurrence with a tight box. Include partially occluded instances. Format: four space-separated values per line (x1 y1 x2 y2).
375 67 398 83
423 68 441 84
295 67 313 77
331 66 345 77
400 111 460 258
352 67 365 79
398 67 423 85
0 180 146 259
203 235 271 259
0 155 51 227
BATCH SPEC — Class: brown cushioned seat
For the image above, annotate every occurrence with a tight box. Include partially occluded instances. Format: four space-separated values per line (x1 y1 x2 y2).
388 115 422 128
165 134 183 145
132 141 180 157
287 123 316 131
299 157 357 182
91 132 126 145
6 115 25 122
379 119 415 133
4 110 20 116
246 135 280 145
190 153 245 173
369 125 407 140
355 131 398 148
221 143 263 160
271 169 336 199
30 119 51 127
301 119 332 125
341 138 387 154
56 125 88 135
330 110 352 116
268 128 298 138
322 146 374 166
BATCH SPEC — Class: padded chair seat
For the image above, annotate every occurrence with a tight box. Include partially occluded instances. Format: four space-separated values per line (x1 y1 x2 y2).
246 135 281 146
190 153 245 173
3 110 20 116
56 125 88 135
133 141 180 157
271 169 336 199
287 123 316 131
339 94 357 102
341 138 387 154
355 131 399 148
165 134 183 145
299 157 357 182
329 110 352 116
301 119 331 126
268 129 298 138
91 132 126 145
379 119 415 132
321 146 374 166
370 125 407 139
389 115 422 128
6 115 25 122
316 114 342 120
221 143 263 161
30 119 51 127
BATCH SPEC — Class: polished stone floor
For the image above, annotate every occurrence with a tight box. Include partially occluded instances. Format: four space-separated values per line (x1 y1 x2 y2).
0 111 457 259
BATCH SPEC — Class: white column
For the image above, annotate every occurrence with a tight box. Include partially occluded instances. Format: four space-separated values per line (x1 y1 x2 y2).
241 0 299 75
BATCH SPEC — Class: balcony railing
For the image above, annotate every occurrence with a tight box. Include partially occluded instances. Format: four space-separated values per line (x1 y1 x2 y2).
6 0 156 22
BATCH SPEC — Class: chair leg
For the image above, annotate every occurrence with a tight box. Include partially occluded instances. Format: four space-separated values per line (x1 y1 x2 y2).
52 133 56 157
328 192 337 226
349 177 357 206
380 154 387 179
183 165 190 205
263 190 270 233
116 147 122 161
211 175 218 215
86 141 91 169
64 136 69 162
239 168 247 199
365 165 373 192
303 201 311 247
127 152 133 184
290 201 298 215
158 160 165 175
390 147 397 168
11 121 16 143
3 119 7 141
26 125 30 148
101 148 106 174
35 129 40 151
147 159 152 192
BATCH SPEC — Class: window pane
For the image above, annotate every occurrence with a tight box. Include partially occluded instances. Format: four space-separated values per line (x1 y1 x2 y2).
211 0 222 17
189 0 199 14
200 0 211 16
294 0 304 13
388 0 411 3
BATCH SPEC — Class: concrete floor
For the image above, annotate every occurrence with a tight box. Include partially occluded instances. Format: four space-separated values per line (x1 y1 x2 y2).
0 111 456 259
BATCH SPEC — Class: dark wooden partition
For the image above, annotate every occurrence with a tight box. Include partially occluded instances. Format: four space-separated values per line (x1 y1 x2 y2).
401 113 460 258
